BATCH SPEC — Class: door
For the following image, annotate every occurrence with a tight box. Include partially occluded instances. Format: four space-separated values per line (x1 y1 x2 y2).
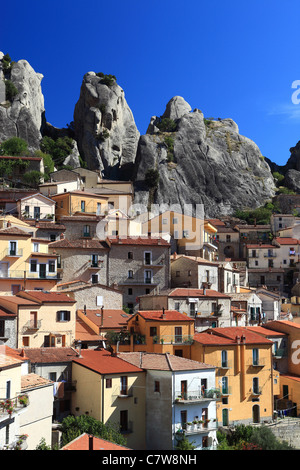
9 242 16 255
39 264 46 279
0 262 9 277
34 206 40 219
252 405 260 423
222 408 229 426
181 380 187 399
30 311 37 329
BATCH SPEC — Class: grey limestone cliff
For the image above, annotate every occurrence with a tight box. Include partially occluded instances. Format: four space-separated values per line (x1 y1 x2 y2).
133 96 276 218
73 72 140 180
0 52 45 151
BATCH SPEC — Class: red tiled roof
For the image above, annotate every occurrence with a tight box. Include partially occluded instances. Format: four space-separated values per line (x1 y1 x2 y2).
246 244 275 249
78 309 131 329
274 237 300 245
0 227 31 237
136 310 194 322
246 326 285 337
108 236 170 246
169 288 231 298
61 433 131 451
17 347 79 363
21 373 53 391
72 349 144 374
119 352 215 371
17 290 76 303
49 238 109 249
194 327 273 345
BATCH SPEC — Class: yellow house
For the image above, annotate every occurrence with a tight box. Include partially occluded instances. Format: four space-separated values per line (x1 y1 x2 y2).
115 309 195 357
0 226 58 294
0 290 76 349
51 190 109 220
191 327 275 426
71 348 146 450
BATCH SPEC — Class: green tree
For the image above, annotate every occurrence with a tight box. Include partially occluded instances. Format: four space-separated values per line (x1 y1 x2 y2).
157 117 177 132
0 137 28 156
34 150 55 180
40 136 74 168
5 80 19 102
22 170 44 188
217 424 293 450
59 414 127 447
145 168 159 189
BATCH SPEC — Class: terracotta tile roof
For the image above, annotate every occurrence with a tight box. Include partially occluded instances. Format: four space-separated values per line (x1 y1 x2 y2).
0 296 39 307
169 288 231 299
136 310 194 322
246 326 285 337
196 327 273 345
274 237 300 245
118 352 215 371
194 332 237 346
49 238 109 249
75 317 105 342
171 254 219 265
21 373 53 391
78 309 131 329
17 290 76 303
17 347 79 363
61 433 131 450
0 306 16 317
0 346 25 367
108 236 170 246
0 226 31 237
246 244 276 249
72 349 144 374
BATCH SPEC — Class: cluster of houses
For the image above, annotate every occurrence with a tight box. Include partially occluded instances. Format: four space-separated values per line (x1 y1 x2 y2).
1 161 300 450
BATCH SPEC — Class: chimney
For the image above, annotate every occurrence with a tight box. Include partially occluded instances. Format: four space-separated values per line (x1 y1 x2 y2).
162 307 166 319
174 252 177 259
236 335 240 344
241 334 246 343
77 340 82 357
60 232 64 239
88 435 93 451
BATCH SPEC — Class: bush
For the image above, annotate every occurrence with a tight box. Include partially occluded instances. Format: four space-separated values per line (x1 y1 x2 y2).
5 79 18 102
40 136 74 168
96 73 117 87
145 168 159 189
156 117 177 132
0 137 28 156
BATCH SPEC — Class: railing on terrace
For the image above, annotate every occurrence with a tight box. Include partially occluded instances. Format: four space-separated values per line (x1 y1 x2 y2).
22 320 42 333
175 388 221 402
246 356 266 367
273 348 287 358
0 270 58 279
0 394 29 421
153 335 193 345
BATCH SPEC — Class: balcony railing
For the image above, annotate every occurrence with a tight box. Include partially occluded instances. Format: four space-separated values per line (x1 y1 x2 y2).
175 388 221 402
22 319 42 333
0 270 58 279
153 335 193 345
1 248 23 257
0 394 29 422
247 357 266 367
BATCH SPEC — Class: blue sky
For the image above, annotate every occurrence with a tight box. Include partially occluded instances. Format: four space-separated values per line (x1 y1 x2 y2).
2 0 300 166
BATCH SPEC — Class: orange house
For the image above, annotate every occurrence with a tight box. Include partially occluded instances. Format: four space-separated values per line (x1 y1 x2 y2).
116 309 195 356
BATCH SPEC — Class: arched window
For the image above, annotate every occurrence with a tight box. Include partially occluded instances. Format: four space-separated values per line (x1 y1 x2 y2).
221 350 228 368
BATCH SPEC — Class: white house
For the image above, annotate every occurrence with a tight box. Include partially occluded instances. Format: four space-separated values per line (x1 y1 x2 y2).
119 352 218 450
17 193 55 221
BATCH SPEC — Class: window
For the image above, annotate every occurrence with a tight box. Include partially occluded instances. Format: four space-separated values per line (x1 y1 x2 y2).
253 377 260 394
154 381 160 393
91 274 98 284
221 350 228 368
226 235 231 242
252 348 259 366
91 254 98 267
81 200 85 212
183 230 189 238
222 376 228 395
128 288 133 296
120 376 128 395
189 302 196 316
150 327 157 337
83 225 90 237
24 205 29 216
120 410 128 432
188 270 192 276
144 270 152 284
6 380 11 399
49 372 57 382
174 302 180 311
34 206 40 219
173 218 178 224
49 260 55 273
128 270 133 279
9 241 17 256
50 234 56 242
33 242 39 252
56 311 71 322
106 378 112 388
144 252 152 265
128 252 133 259
0 320 4 337
162 218 168 225
30 260 37 272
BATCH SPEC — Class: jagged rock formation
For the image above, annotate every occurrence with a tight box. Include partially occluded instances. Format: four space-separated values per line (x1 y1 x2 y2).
0 52 45 151
73 72 140 179
133 97 276 217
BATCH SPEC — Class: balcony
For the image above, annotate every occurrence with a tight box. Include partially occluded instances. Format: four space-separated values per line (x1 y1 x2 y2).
175 388 221 403
273 348 287 358
263 252 277 258
118 275 159 286
247 357 266 367
21 319 42 333
1 247 23 258
217 359 232 369
251 387 262 396
153 335 193 345
0 270 58 280
0 394 29 423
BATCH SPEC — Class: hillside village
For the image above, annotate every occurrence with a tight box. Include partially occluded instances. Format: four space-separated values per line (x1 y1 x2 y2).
2 159 300 451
